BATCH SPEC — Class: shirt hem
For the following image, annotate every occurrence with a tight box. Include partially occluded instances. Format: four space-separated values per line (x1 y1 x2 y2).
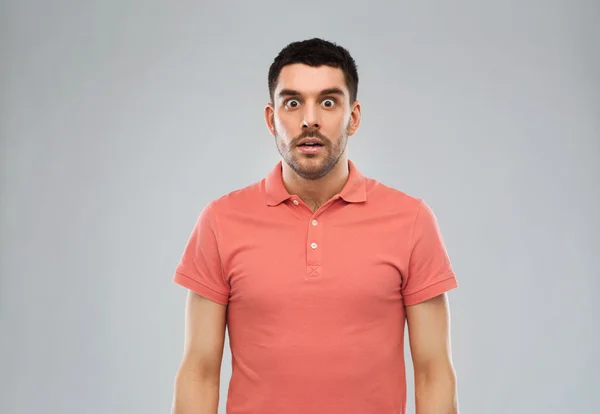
403 274 458 306
173 271 229 305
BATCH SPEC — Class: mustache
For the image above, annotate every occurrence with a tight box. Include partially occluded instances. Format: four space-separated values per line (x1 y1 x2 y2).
294 129 329 144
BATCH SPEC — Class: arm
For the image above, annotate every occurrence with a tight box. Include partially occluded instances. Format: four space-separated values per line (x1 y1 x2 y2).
172 291 227 414
406 293 458 414
171 201 231 413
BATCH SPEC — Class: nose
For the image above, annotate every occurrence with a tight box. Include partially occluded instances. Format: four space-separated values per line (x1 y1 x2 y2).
301 105 320 130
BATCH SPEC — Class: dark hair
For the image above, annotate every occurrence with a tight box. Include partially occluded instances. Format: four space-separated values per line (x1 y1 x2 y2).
268 38 359 103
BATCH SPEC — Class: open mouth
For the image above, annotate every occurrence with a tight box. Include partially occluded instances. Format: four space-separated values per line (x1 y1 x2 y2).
297 142 325 154
298 143 323 147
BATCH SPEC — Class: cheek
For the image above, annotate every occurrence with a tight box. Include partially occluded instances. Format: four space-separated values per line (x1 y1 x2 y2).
274 118 287 136
341 110 352 127
325 112 350 133
275 112 297 136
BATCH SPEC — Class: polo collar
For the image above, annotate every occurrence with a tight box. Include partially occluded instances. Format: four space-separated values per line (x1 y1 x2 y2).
265 159 367 206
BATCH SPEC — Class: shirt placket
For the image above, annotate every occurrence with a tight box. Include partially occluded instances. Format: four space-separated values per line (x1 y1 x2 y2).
306 213 323 278
289 196 340 280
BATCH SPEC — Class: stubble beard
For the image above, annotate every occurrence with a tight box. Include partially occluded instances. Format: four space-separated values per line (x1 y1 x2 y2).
274 123 350 181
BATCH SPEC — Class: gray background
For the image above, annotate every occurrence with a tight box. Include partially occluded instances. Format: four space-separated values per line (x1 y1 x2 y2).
1 0 598 413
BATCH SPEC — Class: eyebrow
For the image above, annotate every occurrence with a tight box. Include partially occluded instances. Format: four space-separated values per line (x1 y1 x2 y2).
278 87 346 98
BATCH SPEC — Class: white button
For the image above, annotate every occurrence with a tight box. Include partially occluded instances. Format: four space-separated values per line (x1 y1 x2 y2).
311 242 318 249
312 220 318 226
292 200 299 205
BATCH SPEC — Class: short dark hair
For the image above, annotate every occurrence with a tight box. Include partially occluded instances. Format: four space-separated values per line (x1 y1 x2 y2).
268 38 359 103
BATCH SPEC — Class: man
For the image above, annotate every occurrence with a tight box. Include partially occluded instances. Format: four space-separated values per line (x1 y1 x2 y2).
171 38 459 414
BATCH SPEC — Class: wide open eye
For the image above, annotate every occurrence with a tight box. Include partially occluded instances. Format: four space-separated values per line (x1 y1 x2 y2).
322 98 336 108
285 99 300 108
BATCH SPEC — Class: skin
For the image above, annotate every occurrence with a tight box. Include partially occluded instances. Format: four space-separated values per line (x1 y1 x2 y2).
172 292 226 414
264 63 361 212
407 294 459 414
172 63 457 414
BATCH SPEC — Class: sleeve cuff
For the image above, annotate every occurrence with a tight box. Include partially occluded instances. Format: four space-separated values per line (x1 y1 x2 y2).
173 271 229 305
403 275 458 306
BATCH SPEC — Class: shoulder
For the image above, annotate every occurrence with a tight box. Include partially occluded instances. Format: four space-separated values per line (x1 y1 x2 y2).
364 176 424 216
205 178 265 216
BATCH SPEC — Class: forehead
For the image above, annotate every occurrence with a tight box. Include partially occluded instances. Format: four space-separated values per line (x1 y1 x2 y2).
275 64 348 97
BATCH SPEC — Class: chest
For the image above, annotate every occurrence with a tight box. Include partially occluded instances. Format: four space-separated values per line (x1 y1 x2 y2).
221 211 411 318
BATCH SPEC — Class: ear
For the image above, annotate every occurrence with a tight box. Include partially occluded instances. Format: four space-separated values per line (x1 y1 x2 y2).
347 100 362 136
264 103 276 136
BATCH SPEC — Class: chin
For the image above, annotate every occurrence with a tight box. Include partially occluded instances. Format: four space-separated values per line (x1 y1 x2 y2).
294 161 331 180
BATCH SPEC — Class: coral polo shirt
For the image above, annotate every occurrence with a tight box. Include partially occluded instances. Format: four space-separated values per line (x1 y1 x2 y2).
173 159 458 414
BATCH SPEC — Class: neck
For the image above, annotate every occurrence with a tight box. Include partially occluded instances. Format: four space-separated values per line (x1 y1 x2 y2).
281 156 350 212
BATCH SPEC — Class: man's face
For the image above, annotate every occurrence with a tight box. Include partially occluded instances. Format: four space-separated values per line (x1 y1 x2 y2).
266 64 360 180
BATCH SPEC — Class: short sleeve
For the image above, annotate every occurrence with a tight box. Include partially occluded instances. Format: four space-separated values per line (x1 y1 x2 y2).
173 201 230 305
401 200 458 306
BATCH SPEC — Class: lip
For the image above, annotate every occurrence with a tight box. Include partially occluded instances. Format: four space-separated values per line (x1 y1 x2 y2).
297 145 324 154
297 137 324 146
